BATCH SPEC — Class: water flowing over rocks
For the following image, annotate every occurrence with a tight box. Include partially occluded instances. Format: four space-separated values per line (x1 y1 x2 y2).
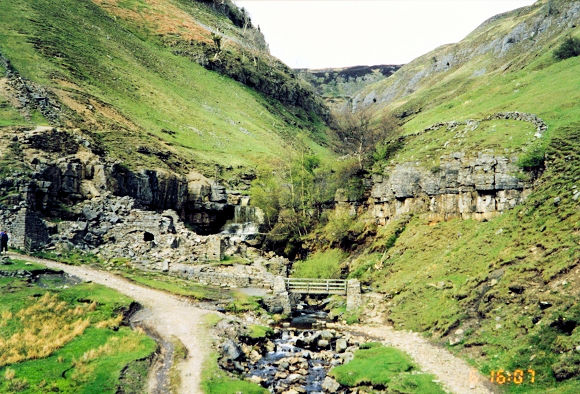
214 315 367 393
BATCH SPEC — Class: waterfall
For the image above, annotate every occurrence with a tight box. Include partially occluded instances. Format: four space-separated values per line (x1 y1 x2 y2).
220 204 263 241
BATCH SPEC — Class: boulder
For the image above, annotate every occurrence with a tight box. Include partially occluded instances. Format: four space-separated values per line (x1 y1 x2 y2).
322 377 340 393
222 340 243 361
335 338 348 353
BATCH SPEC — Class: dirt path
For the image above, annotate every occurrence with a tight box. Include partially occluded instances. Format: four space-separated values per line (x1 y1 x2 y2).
10 252 498 393
348 324 497 394
10 253 210 394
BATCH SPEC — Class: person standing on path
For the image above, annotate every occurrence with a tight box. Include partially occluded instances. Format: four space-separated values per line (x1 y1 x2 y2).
0 231 8 254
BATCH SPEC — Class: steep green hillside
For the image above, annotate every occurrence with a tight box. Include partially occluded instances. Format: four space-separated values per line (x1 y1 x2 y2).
0 0 332 174
296 1 580 392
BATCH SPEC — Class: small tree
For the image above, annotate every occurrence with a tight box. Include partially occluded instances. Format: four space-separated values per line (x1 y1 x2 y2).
554 36 580 60
334 103 396 169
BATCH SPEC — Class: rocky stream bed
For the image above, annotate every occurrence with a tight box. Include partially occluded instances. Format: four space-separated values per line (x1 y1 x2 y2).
216 302 369 394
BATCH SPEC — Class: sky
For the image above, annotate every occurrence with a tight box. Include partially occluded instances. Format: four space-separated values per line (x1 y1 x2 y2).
234 0 537 69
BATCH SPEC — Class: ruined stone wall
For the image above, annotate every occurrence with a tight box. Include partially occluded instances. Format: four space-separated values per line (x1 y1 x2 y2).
6 208 49 251
171 262 274 289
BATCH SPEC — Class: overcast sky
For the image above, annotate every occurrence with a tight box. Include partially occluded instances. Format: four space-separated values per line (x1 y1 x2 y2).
234 0 536 69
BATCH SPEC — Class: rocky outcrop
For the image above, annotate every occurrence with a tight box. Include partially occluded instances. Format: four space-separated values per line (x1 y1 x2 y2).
0 52 62 124
1 126 253 235
353 1 580 109
0 127 264 257
297 64 401 111
354 152 536 224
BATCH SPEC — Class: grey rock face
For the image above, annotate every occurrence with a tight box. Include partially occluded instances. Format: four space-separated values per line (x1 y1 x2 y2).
222 340 243 361
362 151 537 225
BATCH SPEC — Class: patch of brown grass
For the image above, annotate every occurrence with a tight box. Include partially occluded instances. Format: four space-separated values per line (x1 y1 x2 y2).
92 0 212 43
0 293 92 367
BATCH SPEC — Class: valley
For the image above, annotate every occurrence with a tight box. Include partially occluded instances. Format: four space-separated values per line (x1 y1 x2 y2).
0 0 579 393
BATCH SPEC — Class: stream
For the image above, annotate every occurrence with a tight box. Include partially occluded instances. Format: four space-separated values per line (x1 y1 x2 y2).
219 302 363 393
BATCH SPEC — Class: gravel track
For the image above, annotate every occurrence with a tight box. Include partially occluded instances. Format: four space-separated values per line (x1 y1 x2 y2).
10 253 210 394
12 253 499 394
348 324 497 394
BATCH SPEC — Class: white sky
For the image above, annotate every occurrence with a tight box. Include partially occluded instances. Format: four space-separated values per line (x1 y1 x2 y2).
234 0 536 69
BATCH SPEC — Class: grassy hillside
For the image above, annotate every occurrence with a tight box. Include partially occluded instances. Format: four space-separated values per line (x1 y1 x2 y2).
0 0 333 175
296 1 580 392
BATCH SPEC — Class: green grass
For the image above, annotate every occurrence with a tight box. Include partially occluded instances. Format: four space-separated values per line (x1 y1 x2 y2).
0 327 155 394
169 337 188 394
344 126 580 391
198 315 266 394
329 342 444 392
224 291 262 313
0 262 156 393
389 118 536 169
32 250 102 266
201 351 267 394
0 0 332 173
118 269 230 302
0 258 45 272
246 325 273 340
291 249 347 279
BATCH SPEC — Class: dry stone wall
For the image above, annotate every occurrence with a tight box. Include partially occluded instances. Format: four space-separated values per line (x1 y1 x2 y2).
1 208 49 250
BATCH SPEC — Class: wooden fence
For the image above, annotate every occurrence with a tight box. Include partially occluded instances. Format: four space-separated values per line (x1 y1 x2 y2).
284 278 347 295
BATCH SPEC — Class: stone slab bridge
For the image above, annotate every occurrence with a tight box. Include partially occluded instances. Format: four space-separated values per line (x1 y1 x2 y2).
273 276 361 314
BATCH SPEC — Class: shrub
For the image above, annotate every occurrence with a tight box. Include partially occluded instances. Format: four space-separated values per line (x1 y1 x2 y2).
517 143 546 169
554 37 580 60
291 249 346 279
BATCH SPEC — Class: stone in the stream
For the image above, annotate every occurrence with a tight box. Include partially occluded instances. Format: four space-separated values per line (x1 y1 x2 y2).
275 371 288 379
341 352 354 364
322 376 341 393
249 375 263 385
278 360 290 370
250 350 261 363
286 373 303 384
222 340 243 360
335 338 348 353
317 339 330 349
319 330 335 340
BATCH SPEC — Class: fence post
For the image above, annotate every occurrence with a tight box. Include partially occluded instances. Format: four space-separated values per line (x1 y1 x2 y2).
346 279 361 311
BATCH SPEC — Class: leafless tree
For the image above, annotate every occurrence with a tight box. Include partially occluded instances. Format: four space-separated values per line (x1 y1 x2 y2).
334 103 396 169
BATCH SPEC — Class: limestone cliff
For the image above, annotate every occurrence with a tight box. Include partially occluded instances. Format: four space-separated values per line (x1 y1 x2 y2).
363 152 535 224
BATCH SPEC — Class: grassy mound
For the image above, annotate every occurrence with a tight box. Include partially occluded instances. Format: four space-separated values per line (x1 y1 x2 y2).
0 260 155 393
330 342 444 393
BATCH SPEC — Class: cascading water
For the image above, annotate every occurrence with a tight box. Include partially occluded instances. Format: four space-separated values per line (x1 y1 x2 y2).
247 329 330 393
221 205 261 242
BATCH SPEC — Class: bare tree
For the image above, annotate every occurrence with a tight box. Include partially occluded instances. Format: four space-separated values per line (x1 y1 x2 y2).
334 103 395 169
